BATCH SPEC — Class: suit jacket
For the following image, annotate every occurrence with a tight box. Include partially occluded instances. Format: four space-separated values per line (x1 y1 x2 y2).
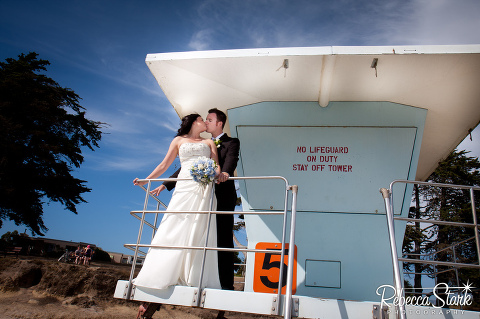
163 134 240 210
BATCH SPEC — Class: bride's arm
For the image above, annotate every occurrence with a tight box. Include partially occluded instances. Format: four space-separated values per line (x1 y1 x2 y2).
133 137 181 186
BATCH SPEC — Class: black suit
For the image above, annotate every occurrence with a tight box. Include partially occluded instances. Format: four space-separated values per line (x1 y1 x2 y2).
163 134 240 290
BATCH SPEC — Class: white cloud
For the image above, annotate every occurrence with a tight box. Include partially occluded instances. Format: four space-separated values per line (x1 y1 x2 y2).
83 106 180 172
187 0 480 51
372 0 480 45
84 135 172 172
189 29 216 51
187 0 390 49
415 0 480 44
90 155 154 172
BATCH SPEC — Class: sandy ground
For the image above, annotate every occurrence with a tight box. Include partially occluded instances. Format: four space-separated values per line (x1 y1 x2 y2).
0 287 258 319
0 256 276 319
0 288 137 319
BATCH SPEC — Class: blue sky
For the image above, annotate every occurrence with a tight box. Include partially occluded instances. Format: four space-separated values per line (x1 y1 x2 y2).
1 0 480 254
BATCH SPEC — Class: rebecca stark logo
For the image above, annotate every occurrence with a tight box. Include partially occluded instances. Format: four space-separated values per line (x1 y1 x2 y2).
376 282 474 309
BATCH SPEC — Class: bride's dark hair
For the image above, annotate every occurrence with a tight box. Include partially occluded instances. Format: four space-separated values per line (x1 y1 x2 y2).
176 113 201 137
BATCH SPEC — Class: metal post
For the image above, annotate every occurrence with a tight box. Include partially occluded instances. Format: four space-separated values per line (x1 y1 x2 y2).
380 188 406 319
453 248 460 289
126 180 152 299
275 186 290 316
470 188 480 265
152 201 161 240
195 183 216 305
284 185 298 319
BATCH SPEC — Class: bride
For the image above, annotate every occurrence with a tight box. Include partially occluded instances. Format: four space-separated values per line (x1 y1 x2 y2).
133 113 221 289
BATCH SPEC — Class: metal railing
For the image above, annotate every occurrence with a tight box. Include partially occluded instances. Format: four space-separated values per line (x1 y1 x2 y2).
380 180 480 319
403 235 478 283
124 176 298 319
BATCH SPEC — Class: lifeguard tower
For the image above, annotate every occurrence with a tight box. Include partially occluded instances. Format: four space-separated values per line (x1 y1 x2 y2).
114 45 480 318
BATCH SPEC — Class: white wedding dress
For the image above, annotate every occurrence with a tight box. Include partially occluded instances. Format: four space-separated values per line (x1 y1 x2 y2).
134 143 221 290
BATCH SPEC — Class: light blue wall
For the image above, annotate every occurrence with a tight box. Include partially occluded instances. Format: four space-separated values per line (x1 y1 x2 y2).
228 101 427 302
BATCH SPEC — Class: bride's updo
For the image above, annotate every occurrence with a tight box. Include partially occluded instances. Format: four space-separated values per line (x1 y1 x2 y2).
176 113 201 137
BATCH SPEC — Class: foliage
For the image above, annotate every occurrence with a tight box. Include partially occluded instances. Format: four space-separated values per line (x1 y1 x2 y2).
402 150 480 308
0 230 19 243
0 230 31 254
0 230 19 250
233 217 245 232
402 187 433 294
233 252 243 275
94 247 112 262
0 52 104 235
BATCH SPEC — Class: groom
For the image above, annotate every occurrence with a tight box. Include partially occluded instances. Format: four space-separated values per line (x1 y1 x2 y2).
161 108 240 291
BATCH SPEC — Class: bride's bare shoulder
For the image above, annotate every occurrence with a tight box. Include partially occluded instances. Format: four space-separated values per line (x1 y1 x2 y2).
204 138 215 146
173 136 188 142
170 136 186 147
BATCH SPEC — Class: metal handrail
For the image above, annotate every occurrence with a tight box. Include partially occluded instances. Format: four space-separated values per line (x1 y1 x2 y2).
130 210 285 215
380 187 406 319
124 243 291 254
390 180 480 266
126 175 297 319
380 180 480 319
123 244 147 256
398 258 480 268
394 217 476 228
403 235 477 259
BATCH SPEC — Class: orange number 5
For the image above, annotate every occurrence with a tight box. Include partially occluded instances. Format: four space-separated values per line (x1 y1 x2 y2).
253 242 297 294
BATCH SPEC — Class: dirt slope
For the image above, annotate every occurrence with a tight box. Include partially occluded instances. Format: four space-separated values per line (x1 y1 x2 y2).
0 257 274 319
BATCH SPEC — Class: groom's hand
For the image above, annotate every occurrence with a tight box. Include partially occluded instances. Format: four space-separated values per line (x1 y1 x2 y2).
217 172 230 183
150 185 166 196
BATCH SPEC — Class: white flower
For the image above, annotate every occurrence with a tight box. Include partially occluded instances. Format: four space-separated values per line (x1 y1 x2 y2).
190 156 218 185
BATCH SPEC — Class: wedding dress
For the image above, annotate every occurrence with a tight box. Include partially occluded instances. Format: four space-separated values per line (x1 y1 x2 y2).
133 142 221 289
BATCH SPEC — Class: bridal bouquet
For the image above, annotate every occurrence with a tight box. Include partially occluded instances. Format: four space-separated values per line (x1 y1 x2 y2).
190 156 218 185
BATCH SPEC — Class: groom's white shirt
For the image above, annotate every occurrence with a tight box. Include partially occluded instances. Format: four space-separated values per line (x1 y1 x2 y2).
212 132 225 140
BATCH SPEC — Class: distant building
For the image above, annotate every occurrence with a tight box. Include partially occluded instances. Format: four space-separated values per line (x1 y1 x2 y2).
3 231 96 256
29 237 96 254
109 251 145 265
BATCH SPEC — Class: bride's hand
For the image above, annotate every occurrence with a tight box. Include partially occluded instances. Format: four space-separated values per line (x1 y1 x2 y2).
133 178 147 186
